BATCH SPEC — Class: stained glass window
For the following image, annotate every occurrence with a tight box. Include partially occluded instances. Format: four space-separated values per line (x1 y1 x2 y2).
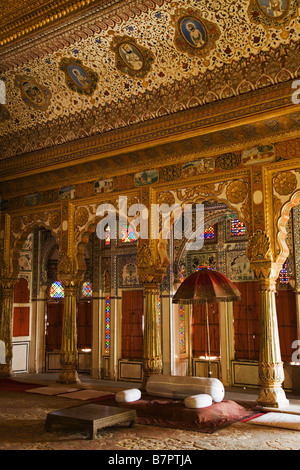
121 224 137 243
199 225 215 240
105 296 111 354
179 304 186 354
231 219 246 237
158 294 161 328
82 281 92 298
49 281 64 299
196 265 214 271
105 225 111 246
279 261 290 285
180 265 186 283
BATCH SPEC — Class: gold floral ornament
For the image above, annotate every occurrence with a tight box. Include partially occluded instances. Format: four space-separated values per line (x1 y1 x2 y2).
49 211 61 230
75 207 89 227
11 217 22 234
171 8 220 59
157 191 176 207
110 35 155 79
226 180 248 204
273 171 297 195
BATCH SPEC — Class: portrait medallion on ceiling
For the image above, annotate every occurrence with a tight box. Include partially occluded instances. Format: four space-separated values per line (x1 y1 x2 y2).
15 76 51 111
172 9 220 59
110 36 155 78
248 0 299 29
59 58 99 96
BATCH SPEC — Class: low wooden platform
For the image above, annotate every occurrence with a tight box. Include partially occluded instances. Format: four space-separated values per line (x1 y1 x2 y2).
45 403 137 439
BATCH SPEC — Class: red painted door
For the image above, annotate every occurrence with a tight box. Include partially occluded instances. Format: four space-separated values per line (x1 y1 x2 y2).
45 302 64 351
122 290 144 359
77 301 92 350
192 303 220 358
233 281 260 361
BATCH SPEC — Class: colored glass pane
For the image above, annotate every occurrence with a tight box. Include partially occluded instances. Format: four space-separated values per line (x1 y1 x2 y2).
179 304 186 354
82 281 92 298
105 225 111 246
231 219 246 236
199 225 215 240
49 281 64 299
279 261 290 284
105 296 111 354
196 265 214 271
121 224 137 243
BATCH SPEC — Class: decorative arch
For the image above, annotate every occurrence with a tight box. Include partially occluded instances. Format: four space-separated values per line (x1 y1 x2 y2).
9 211 61 278
275 189 300 268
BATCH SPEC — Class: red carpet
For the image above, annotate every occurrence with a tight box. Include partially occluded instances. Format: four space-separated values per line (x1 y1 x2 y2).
94 394 263 433
0 378 45 392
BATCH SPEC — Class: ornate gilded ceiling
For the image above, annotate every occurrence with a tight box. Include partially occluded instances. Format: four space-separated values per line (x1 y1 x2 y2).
0 0 117 47
0 0 300 164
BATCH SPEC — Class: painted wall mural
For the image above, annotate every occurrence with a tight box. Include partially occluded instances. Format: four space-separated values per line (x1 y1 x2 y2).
1 0 300 146
59 58 99 96
248 0 299 30
15 76 51 111
172 8 220 58
110 35 154 78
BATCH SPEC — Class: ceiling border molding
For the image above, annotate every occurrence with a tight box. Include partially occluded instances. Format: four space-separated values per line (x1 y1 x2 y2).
0 0 169 71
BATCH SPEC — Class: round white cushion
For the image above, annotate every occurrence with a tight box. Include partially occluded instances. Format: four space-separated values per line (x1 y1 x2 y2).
115 388 141 403
184 394 212 409
146 375 224 402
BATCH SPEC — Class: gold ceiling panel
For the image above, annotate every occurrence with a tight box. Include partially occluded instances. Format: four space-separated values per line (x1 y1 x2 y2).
0 0 105 47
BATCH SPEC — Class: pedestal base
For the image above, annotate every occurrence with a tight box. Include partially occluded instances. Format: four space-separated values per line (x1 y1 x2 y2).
256 386 289 408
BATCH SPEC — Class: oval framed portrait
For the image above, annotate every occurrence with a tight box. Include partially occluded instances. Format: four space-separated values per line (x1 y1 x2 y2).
256 0 289 19
179 16 207 49
67 64 91 90
118 42 144 71
22 80 45 106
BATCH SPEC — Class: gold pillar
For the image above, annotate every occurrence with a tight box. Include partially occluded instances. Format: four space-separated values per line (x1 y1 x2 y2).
142 283 162 388
246 230 289 408
57 280 80 384
0 279 16 378
137 242 167 389
256 277 289 407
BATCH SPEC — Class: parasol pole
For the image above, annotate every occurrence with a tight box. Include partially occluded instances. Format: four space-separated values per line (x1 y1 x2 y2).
205 301 212 377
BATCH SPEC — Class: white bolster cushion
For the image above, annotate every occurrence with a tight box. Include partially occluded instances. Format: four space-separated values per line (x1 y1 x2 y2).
146 375 224 402
115 388 141 403
184 394 212 409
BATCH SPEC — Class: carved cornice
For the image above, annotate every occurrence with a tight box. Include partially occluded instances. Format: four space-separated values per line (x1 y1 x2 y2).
0 79 298 181
0 0 168 69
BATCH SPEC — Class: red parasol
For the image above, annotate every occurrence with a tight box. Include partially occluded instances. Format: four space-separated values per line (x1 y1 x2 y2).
173 267 241 376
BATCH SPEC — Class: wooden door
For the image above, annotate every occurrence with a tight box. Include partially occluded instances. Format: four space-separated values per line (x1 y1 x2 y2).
45 302 64 351
233 281 260 361
13 278 30 337
122 290 144 359
77 301 92 350
192 303 220 358
276 289 297 363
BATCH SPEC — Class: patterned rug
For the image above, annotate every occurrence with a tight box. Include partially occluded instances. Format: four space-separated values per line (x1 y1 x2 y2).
0 390 300 450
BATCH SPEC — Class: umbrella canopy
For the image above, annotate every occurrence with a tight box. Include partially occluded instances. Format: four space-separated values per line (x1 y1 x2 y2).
172 267 241 305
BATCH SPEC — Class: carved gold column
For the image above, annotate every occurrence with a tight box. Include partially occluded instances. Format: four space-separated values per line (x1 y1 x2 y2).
257 277 288 407
57 252 81 384
0 279 16 377
57 279 80 384
246 230 289 408
137 243 166 389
